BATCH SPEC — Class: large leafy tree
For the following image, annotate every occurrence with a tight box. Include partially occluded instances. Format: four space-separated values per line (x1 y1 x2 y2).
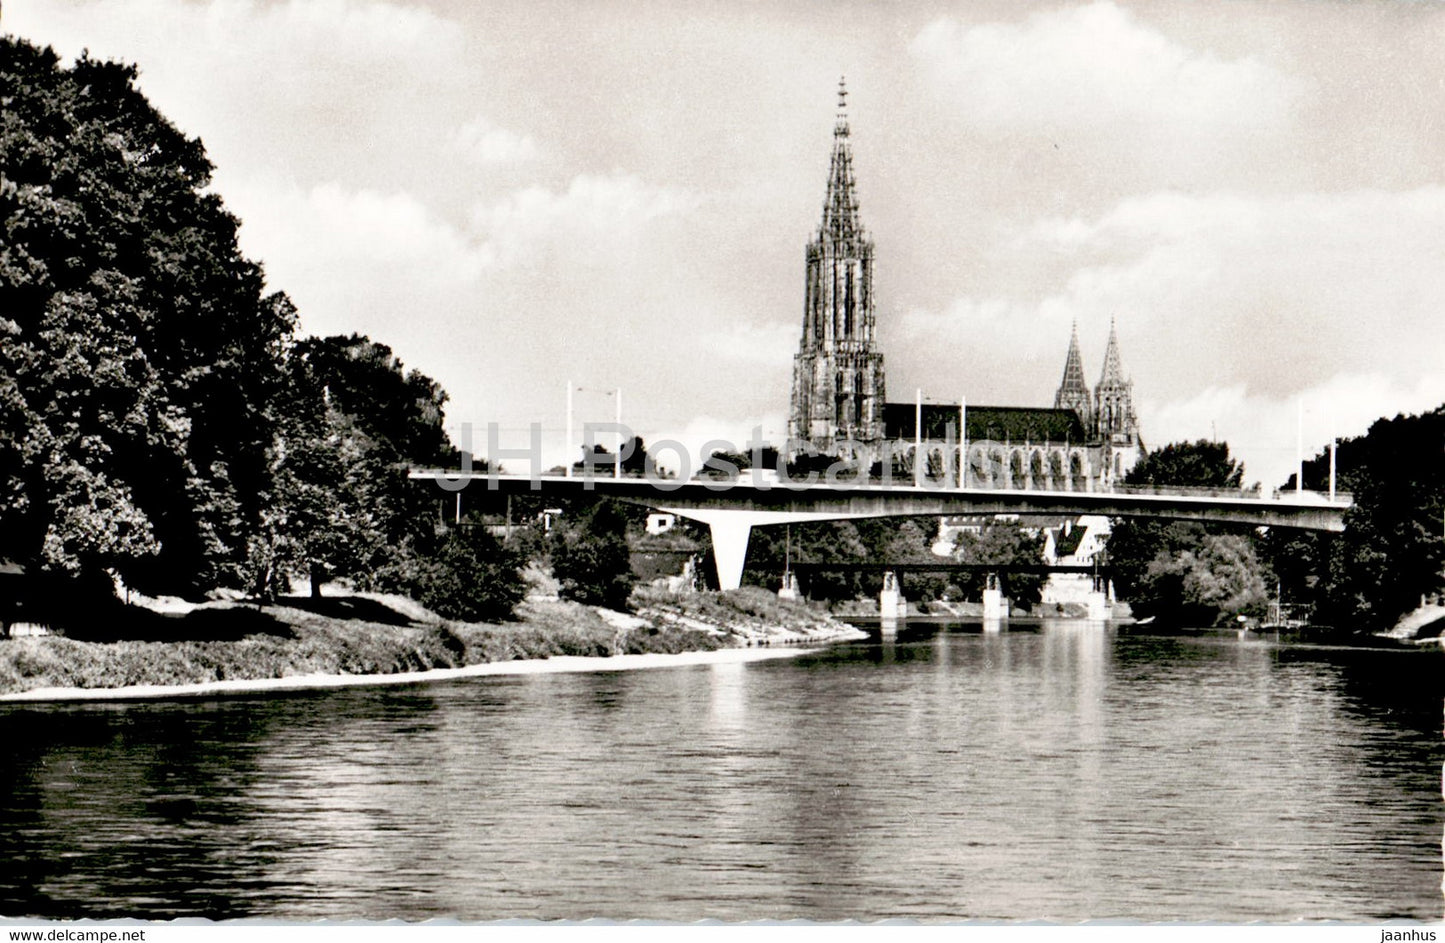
257 335 462 598
1124 439 1245 489
952 520 1048 606
1106 440 1268 622
0 39 293 596
1263 405 1445 628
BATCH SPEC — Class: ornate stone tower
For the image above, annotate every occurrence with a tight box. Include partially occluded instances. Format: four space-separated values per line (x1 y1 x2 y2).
1054 320 1093 430
1094 317 1141 477
788 78 886 455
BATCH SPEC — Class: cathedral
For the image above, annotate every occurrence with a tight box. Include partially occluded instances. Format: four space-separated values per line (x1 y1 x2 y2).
787 81 1143 489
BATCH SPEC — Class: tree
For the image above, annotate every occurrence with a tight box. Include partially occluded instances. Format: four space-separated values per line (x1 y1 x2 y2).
551 500 635 610
953 520 1048 607
1106 440 1268 623
1263 405 1445 628
1125 439 1244 489
411 528 524 623
1141 533 1268 624
0 39 294 599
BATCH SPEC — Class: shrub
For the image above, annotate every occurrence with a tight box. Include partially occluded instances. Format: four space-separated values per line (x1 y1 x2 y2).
551 501 635 610
410 529 525 623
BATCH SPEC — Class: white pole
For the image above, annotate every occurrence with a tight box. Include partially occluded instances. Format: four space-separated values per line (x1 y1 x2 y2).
1295 397 1304 497
565 379 574 478
614 388 622 479
1328 409 1337 502
960 396 967 488
914 388 923 487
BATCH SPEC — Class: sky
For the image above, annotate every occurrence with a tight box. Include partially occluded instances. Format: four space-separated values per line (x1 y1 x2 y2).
7 0 1445 488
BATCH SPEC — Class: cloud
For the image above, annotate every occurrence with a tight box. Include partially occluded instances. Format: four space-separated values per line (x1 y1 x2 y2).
641 413 792 478
1147 372 1445 491
227 179 491 293
910 2 1297 136
471 174 702 267
449 118 541 165
901 186 1445 401
700 323 798 367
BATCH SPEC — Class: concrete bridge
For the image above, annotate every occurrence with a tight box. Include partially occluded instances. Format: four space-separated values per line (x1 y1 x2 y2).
408 470 1350 592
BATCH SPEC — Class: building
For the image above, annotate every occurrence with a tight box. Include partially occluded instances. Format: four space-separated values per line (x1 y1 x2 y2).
787 80 1143 489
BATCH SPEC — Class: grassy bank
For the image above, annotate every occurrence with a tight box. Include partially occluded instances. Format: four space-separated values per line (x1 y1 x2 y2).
0 588 857 697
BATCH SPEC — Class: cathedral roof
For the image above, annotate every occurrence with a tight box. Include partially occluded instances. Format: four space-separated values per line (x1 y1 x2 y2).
882 403 1090 444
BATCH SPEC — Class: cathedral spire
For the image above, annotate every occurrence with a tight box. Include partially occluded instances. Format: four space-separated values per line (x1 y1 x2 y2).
790 78 884 451
1097 315 1126 389
1093 315 1138 447
1054 319 1092 426
820 75 861 243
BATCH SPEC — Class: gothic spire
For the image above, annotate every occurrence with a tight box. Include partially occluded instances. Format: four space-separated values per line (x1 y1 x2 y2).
1057 321 1088 395
1054 320 1092 424
820 75 861 243
1097 316 1127 389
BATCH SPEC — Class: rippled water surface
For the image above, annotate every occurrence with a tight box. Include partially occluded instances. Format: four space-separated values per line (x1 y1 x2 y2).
1 624 1440 921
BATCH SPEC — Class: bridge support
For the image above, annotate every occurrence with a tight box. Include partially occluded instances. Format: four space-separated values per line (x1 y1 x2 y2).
982 571 1005 628
778 571 800 600
708 519 752 592
658 508 874 593
1086 574 1111 620
879 570 907 621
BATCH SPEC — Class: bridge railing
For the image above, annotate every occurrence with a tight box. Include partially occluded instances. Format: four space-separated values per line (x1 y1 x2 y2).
412 466 1352 506
1112 482 1263 500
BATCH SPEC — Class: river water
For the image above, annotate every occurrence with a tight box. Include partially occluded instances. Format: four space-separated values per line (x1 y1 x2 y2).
1 622 1440 922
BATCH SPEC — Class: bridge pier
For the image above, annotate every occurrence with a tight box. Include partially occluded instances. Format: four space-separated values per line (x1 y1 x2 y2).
707 519 752 592
982 571 1005 628
658 508 875 592
778 571 800 600
1086 574 1111 620
879 570 907 621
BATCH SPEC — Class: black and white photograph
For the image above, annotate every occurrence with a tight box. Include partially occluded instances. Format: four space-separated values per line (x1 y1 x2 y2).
0 0 1442 929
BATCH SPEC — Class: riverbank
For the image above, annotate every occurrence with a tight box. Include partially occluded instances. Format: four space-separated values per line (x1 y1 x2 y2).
0 586 865 701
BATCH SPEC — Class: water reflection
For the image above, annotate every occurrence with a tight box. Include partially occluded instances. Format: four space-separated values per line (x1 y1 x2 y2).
0 626 1439 921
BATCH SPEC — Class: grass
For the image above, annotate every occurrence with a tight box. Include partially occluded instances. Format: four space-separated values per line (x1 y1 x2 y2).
0 586 852 696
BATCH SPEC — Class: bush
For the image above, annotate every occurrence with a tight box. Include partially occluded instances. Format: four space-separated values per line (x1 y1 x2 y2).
409 529 525 623
551 501 635 610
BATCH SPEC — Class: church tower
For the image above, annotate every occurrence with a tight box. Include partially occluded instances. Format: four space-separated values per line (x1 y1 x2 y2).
1094 318 1141 477
788 78 886 454
1054 320 1092 430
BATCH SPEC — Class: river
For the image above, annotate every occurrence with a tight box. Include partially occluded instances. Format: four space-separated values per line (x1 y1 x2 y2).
1 622 1440 922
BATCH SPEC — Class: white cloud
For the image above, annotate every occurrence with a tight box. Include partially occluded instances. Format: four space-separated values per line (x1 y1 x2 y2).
642 413 792 478
1147 372 1445 491
450 118 540 165
902 186 1445 406
700 322 798 367
227 178 491 294
471 174 702 267
910 2 1297 135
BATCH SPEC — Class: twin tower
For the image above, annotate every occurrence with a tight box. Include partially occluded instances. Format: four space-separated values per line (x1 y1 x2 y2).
787 80 1141 487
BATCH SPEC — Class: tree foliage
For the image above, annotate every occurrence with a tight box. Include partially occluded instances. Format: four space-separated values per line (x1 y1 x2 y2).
1263 405 1445 628
551 500 635 610
1124 439 1245 489
410 528 524 623
1107 440 1267 623
0 38 293 594
0 40 525 625
260 335 454 598
953 520 1047 606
